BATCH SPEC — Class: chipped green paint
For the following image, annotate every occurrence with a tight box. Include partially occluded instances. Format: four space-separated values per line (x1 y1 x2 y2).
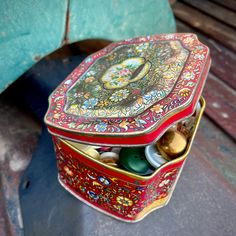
0 0 175 93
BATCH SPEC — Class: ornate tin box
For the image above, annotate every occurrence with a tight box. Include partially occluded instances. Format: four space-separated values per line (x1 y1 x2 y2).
44 34 211 222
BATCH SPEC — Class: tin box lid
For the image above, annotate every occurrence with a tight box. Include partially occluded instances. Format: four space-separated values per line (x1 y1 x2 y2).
45 34 211 146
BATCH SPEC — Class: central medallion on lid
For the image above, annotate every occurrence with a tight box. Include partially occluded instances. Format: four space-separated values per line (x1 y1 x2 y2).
65 41 189 118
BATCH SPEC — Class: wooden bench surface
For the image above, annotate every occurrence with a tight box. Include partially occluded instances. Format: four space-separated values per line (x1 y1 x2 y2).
173 0 236 141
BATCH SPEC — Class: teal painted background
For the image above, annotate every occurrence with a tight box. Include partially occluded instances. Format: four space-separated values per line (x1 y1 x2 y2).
0 0 175 92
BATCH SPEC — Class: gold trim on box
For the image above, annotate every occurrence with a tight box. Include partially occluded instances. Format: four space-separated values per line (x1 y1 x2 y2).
45 58 211 138
136 196 169 219
44 39 211 139
45 77 202 138
58 175 165 223
58 97 205 182
47 65 209 145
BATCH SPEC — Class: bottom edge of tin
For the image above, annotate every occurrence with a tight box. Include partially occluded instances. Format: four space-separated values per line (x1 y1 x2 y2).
58 174 178 223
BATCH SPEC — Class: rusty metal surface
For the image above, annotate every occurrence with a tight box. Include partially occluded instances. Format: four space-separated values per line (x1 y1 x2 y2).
19 118 236 236
0 93 41 236
0 55 86 236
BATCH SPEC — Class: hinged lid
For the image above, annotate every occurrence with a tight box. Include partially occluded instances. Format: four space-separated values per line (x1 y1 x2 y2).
45 34 211 146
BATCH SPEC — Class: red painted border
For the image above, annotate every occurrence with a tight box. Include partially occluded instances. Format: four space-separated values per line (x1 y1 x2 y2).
45 34 211 146
48 58 210 146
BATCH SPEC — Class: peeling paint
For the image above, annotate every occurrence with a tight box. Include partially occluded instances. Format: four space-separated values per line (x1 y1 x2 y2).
62 0 70 45
34 55 41 61
212 102 220 108
17 207 23 229
9 153 29 172
0 139 7 162
221 112 229 119
47 206 56 228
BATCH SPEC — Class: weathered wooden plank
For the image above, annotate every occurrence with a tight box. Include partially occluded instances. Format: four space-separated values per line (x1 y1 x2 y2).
211 0 236 11
173 2 236 52
176 20 236 90
203 73 236 140
181 0 236 28
193 116 236 189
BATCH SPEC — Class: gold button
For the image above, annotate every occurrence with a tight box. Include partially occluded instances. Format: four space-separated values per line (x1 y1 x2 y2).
157 129 187 160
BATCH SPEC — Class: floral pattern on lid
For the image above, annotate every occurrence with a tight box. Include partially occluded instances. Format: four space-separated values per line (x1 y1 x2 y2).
64 40 188 118
45 34 210 137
